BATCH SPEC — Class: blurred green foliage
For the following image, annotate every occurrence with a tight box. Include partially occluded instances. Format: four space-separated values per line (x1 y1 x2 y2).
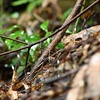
12 0 43 12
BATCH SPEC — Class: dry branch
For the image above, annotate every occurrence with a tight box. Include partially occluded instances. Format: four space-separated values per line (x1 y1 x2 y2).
23 0 85 82
23 0 100 82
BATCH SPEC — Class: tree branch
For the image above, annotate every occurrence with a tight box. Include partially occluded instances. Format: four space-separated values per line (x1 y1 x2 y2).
23 0 85 82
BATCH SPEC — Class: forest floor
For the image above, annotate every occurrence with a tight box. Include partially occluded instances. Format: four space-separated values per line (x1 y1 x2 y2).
0 0 100 100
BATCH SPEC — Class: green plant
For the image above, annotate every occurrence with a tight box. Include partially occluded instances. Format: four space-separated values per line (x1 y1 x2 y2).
0 19 65 74
0 25 41 73
62 8 72 21
12 0 43 12
40 20 64 49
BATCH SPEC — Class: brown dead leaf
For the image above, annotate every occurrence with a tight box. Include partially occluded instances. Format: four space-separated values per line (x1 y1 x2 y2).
84 52 100 99
66 52 100 100
7 87 18 100
0 90 8 100
62 25 100 45
66 65 88 100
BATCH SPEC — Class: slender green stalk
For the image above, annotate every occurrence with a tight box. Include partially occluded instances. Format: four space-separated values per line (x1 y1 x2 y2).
73 0 86 33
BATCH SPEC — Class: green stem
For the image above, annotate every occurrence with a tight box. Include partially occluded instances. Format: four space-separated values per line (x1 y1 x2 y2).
73 0 86 33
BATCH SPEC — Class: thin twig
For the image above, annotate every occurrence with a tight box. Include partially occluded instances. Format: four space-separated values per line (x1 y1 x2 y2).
25 47 31 73
42 68 79 85
0 35 28 45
